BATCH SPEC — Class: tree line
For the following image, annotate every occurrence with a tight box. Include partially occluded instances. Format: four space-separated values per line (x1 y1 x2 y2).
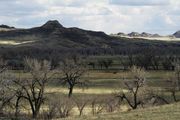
0 45 180 69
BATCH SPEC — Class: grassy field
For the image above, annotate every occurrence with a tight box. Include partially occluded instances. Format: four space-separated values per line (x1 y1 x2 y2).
5 69 179 119
65 102 180 120
44 70 173 93
45 70 179 119
12 70 175 96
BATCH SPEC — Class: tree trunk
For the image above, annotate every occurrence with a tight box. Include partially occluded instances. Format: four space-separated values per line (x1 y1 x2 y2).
133 94 137 109
15 96 21 118
177 72 180 91
32 111 38 119
172 91 178 102
68 86 74 98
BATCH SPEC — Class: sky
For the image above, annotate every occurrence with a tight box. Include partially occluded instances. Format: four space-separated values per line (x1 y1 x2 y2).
0 0 180 35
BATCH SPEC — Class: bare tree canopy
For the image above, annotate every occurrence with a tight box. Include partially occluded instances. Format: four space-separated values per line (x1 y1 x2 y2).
13 58 52 118
0 59 7 73
117 66 146 109
0 58 15 114
59 58 87 97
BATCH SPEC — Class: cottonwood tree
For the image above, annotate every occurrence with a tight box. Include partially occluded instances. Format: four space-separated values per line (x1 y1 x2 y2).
117 66 146 109
59 59 87 97
13 58 52 118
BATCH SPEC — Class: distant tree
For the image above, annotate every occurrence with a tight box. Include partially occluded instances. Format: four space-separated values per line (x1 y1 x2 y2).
98 60 103 69
162 56 175 70
134 53 152 70
117 66 146 109
0 59 7 73
102 59 113 69
59 58 87 97
151 55 161 70
88 62 95 69
126 52 135 68
119 57 129 70
91 97 105 115
13 58 52 118
97 59 113 70
175 63 180 90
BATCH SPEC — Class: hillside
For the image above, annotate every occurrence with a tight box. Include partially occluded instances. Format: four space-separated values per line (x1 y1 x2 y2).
0 20 114 48
67 102 180 120
112 31 179 41
0 20 179 49
0 20 180 64
174 31 180 38
0 24 15 31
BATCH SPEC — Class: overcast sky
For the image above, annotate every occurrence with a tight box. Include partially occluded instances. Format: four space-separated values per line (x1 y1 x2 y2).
0 0 180 35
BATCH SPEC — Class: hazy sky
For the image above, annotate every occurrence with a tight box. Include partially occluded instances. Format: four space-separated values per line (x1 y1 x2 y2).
0 0 180 35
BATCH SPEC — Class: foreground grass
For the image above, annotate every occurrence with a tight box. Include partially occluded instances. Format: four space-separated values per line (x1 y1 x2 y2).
66 102 180 120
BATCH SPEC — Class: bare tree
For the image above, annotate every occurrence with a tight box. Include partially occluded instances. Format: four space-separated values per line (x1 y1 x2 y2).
104 96 119 113
0 59 7 73
43 95 74 119
126 53 135 68
143 88 169 106
73 97 89 116
0 59 15 114
13 58 52 118
151 55 161 70
117 66 146 109
102 59 113 69
98 60 103 69
91 97 105 115
162 56 174 70
59 59 87 97
166 63 180 102
175 63 180 90
57 97 74 118
88 62 95 69
42 100 58 120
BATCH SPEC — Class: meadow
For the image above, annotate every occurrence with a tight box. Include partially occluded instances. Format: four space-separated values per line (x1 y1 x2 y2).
1 57 180 120
8 69 179 118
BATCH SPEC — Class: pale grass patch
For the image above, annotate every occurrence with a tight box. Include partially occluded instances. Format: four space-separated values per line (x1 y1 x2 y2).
114 35 180 41
45 87 128 94
0 40 34 45
85 71 129 79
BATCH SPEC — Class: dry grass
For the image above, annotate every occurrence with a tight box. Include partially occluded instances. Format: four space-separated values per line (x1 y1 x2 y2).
45 87 118 94
65 102 180 120
1 70 179 119
0 40 34 45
